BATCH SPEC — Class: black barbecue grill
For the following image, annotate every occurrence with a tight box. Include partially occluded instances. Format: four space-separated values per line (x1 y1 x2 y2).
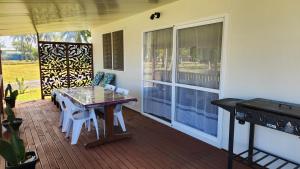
212 98 300 169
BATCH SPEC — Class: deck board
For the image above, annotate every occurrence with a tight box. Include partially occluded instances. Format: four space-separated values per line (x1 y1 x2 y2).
0 100 250 169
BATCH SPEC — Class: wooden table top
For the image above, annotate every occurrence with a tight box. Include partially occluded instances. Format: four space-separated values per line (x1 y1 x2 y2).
58 86 137 108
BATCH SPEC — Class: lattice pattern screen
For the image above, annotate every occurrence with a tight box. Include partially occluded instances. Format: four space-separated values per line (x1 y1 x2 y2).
39 42 93 98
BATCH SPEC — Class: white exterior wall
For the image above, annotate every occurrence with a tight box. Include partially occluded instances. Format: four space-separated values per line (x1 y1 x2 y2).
91 0 300 163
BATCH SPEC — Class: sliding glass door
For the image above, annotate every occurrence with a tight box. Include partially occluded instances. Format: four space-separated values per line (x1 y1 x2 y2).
143 18 224 146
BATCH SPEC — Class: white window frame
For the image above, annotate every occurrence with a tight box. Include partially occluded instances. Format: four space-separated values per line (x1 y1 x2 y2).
141 15 228 148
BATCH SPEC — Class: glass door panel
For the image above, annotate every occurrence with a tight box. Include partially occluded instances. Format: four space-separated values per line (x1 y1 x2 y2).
143 28 173 82
143 28 173 122
143 82 172 122
175 87 219 136
176 22 222 89
174 22 223 137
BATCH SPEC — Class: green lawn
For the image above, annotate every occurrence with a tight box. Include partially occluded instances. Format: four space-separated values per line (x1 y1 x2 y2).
2 60 40 83
2 60 41 102
16 87 41 102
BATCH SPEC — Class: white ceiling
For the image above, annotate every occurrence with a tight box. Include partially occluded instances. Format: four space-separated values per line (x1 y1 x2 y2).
0 0 177 35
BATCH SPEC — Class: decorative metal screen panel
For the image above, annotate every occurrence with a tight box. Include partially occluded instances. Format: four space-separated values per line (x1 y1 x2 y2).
39 41 93 98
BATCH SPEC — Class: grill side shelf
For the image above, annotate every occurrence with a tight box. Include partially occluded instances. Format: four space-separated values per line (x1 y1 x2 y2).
211 98 244 169
233 148 300 169
211 98 244 112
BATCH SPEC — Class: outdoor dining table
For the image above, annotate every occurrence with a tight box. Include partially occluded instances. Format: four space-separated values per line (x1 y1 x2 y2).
58 86 138 148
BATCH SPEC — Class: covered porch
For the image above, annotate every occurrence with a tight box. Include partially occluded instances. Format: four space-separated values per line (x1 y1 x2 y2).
1 0 300 169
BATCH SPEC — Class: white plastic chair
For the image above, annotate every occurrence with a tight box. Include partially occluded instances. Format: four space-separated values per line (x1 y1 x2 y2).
104 84 116 91
58 94 94 133
55 92 65 127
51 89 59 105
51 89 57 98
98 84 116 114
113 88 129 132
94 84 116 135
59 96 72 133
62 97 100 145
55 92 88 132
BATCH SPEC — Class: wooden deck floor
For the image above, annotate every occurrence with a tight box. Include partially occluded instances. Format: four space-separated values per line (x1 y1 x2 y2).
0 100 250 169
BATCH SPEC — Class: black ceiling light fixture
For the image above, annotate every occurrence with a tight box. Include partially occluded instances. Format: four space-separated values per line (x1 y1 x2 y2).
150 12 161 20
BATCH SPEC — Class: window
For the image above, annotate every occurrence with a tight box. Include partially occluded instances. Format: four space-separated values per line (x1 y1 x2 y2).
103 33 112 69
113 30 124 70
102 30 124 70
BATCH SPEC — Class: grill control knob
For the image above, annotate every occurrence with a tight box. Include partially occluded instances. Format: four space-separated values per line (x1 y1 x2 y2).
276 120 285 128
295 126 300 136
236 112 246 124
259 115 264 122
284 122 294 133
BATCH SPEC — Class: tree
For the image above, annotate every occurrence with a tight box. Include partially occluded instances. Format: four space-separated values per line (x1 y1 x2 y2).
62 30 91 43
10 30 91 61
11 35 37 61
39 32 62 42
39 30 91 43
31 48 38 60
0 39 5 49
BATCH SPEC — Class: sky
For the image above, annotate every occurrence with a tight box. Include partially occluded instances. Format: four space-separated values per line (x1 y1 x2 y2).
0 36 14 49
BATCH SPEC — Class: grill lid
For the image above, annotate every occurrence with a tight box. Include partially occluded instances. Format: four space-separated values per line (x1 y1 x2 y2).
237 98 300 119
